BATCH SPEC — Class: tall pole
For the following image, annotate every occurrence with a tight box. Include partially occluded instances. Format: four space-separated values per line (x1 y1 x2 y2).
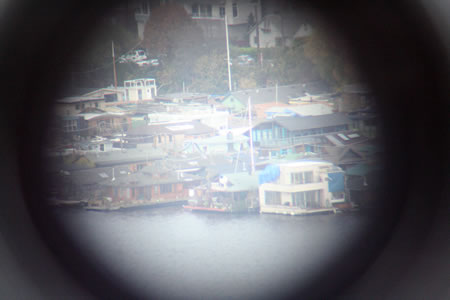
225 15 232 92
248 96 255 174
112 41 118 90
254 1 261 68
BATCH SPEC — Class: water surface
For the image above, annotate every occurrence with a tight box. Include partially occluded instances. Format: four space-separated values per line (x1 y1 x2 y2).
56 207 371 299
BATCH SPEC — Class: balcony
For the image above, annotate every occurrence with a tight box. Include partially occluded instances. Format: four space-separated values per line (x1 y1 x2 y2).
258 134 324 149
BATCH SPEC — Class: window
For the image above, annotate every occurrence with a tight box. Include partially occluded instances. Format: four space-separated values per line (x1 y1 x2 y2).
95 102 99 108
75 104 80 110
154 186 159 194
232 2 237 17
169 135 172 142
304 171 313 183
160 184 172 194
291 172 303 184
192 4 199 16
81 103 85 109
265 191 281 205
138 89 143 100
220 6 225 18
158 135 161 143
293 192 306 208
199 4 211 17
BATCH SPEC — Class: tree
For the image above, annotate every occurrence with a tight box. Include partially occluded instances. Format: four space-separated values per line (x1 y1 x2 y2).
303 27 361 88
190 51 228 94
143 3 204 60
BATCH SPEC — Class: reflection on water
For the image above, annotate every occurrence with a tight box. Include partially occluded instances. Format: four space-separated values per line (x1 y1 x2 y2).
56 207 371 299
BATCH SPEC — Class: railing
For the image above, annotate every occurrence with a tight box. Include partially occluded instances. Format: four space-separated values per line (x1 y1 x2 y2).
258 134 324 148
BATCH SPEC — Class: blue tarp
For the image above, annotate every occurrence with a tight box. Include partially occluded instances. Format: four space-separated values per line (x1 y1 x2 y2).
328 172 345 192
258 164 280 184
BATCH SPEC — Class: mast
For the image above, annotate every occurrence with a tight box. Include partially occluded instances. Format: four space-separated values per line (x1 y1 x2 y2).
112 40 118 90
225 15 232 92
248 96 256 174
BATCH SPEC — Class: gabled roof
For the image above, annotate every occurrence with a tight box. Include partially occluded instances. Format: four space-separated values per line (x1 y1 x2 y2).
269 113 352 132
211 172 261 192
127 121 216 137
56 96 104 104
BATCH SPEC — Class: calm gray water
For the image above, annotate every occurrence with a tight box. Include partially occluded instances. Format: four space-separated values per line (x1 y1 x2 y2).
56 207 371 299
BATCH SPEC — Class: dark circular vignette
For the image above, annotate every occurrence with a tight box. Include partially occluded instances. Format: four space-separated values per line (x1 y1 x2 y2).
0 0 447 299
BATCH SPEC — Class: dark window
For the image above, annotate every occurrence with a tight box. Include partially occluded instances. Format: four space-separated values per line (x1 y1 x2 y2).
265 191 281 205
75 104 80 110
169 135 172 142
81 103 85 109
160 184 172 194
232 2 238 17
192 4 198 16
138 89 143 100
293 192 306 208
105 94 118 102
304 171 313 183
158 135 161 143
95 102 99 108
219 6 225 18
291 172 303 184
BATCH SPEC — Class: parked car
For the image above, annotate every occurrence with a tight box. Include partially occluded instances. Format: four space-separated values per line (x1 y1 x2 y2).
119 49 148 63
237 54 255 65
149 59 159 66
135 60 151 67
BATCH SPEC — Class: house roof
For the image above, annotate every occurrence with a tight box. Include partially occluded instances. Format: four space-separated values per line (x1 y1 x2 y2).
268 113 352 132
100 170 202 187
85 147 166 167
187 134 249 146
127 121 216 137
345 163 383 176
266 103 333 117
212 172 261 192
56 96 104 104
55 165 131 186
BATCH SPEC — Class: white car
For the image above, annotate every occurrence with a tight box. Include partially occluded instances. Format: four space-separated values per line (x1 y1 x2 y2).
135 60 151 67
119 49 148 63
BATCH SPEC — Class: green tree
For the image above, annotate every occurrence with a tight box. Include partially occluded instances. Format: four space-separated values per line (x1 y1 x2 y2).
73 20 139 88
303 27 360 88
190 51 228 94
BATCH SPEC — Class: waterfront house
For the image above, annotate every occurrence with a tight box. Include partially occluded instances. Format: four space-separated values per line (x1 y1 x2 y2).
54 95 106 116
258 161 345 215
126 120 216 151
97 162 203 207
190 171 261 212
344 163 384 209
248 113 353 157
47 165 131 203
